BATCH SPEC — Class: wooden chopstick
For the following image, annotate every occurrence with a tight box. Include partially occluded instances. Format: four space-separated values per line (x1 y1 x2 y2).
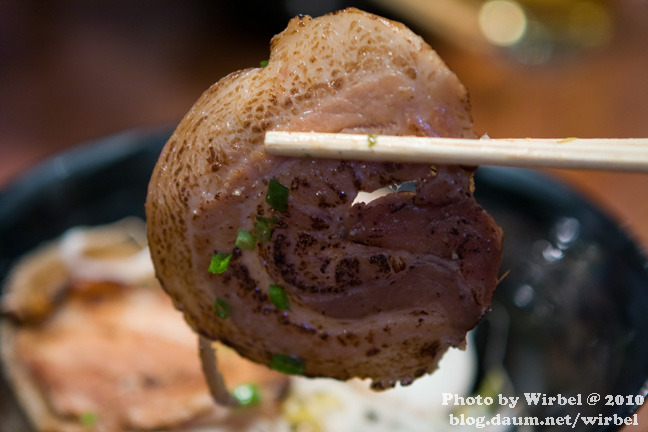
264 131 648 172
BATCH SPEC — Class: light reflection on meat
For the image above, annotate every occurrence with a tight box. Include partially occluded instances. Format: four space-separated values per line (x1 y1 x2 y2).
146 8 503 391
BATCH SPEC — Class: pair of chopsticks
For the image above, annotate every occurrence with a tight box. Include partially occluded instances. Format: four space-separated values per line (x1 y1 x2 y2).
264 131 648 172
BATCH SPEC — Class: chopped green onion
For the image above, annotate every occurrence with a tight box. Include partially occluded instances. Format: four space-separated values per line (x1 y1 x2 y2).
266 178 289 212
233 383 262 407
269 284 290 310
235 229 256 250
270 354 305 375
79 411 98 426
260 60 269 67
368 134 377 147
208 252 232 274
254 220 272 243
214 297 231 319
254 215 279 243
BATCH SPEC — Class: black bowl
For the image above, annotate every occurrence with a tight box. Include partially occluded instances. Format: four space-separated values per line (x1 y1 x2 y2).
1 128 647 431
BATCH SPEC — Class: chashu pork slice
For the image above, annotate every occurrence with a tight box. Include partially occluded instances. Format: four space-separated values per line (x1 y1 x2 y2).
146 7 503 390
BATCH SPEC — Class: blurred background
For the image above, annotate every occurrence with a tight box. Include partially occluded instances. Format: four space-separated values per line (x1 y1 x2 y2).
0 0 647 429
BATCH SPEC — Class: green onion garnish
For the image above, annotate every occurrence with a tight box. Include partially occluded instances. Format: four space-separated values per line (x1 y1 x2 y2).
260 60 269 67
368 134 377 147
254 220 272 243
214 297 231 319
254 215 278 243
79 411 98 426
269 284 290 310
266 178 289 212
208 252 232 274
270 354 305 375
235 229 256 250
232 383 262 407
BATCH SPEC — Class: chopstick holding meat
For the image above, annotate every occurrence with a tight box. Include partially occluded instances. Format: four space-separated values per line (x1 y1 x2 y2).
146 7 503 396
265 132 648 172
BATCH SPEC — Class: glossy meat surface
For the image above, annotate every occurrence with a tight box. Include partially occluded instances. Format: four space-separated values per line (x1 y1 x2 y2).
146 8 503 389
